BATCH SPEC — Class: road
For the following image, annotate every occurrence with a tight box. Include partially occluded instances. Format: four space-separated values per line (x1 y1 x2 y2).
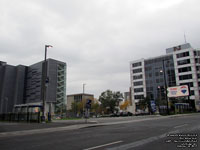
0 114 199 150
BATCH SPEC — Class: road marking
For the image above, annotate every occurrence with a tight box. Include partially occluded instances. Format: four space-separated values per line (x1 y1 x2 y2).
107 125 200 150
83 141 123 150
174 124 188 129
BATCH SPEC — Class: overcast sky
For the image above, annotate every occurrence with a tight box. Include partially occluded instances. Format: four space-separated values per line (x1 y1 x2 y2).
1 0 200 98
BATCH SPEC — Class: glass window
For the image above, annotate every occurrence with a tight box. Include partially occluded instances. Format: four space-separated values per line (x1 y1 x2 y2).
134 88 143 93
176 52 189 58
177 59 190 66
155 72 159 76
190 90 194 96
196 66 200 71
197 74 200 79
133 81 143 86
194 51 200 56
134 95 144 99
180 82 193 87
133 74 143 80
132 68 142 74
178 67 191 73
132 62 142 68
179 74 192 80
145 66 152 71
146 87 153 91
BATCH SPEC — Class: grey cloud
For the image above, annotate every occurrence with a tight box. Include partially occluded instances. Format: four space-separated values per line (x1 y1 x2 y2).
1 0 200 97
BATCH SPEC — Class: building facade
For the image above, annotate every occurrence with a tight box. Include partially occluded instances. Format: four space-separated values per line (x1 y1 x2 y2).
0 59 66 115
130 43 200 114
66 93 94 111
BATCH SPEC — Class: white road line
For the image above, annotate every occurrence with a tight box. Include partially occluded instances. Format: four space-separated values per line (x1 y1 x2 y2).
83 141 123 150
174 124 188 128
107 125 200 150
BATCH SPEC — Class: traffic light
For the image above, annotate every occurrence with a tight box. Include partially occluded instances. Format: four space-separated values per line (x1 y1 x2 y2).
86 99 92 109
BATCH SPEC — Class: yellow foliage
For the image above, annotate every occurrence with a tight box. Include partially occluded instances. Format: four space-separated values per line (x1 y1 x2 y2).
120 100 130 110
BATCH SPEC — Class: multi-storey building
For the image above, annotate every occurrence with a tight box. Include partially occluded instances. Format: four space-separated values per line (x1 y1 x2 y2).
0 59 66 115
130 43 200 114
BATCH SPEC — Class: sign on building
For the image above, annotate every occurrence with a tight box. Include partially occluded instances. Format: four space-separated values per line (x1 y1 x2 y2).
167 85 189 97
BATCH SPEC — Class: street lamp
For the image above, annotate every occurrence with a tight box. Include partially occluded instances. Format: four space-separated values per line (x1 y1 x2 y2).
42 45 53 122
160 59 170 115
83 83 86 94
4 97 8 113
82 83 86 117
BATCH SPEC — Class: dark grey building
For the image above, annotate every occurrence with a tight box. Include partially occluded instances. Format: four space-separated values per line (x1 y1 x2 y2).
144 55 176 100
0 59 66 115
0 62 27 113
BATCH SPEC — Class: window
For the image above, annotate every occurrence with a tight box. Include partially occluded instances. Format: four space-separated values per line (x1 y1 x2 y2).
146 80 153 85
176 52 189 58
195 58 200 63
145 60 153 65
132 68 142 74
190 90 194 96
133 81 143 86
178 67 191 73
134 95 144 99
132 62 142 68
177 59 190 65
146 87 153 91
147 93 154 99
133 74 143 80
197 74 200 79
134 88 143 93
145 66 152 71
194 51 200 56
196 66 200 71
180 82 193 87
179 74 192 80
155 72 159 76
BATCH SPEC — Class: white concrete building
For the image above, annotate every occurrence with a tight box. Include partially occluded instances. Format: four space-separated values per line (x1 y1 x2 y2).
130 43 200 114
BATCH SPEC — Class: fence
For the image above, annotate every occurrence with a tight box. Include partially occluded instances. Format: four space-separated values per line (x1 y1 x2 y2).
0 112 41 123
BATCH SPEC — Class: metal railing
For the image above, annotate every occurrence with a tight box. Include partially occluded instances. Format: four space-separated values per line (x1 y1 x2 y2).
0 112 41 123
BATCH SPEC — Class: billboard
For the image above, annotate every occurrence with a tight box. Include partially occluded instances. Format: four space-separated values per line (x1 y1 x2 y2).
167 85 189 97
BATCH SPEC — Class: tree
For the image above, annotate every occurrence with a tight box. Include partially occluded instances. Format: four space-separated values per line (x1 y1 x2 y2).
120 100 130 111
99 90 123 114
137 97 151 113
91 102 100 117
71 101 84 117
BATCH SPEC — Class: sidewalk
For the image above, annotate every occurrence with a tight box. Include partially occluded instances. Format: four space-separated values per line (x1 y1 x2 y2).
0 119 90 133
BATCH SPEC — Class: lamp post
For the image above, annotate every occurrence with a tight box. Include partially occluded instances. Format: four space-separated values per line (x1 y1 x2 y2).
4 97 8 113
42 45 53 122
82 83 86 117
160 59 170 115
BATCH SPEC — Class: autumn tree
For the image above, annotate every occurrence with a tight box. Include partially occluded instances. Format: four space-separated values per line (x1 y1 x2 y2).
120 100 130 111
91 102 101 117
71 101 84 117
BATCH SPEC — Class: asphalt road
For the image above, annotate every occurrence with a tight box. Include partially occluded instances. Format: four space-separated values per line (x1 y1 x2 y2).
0 114 199 150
